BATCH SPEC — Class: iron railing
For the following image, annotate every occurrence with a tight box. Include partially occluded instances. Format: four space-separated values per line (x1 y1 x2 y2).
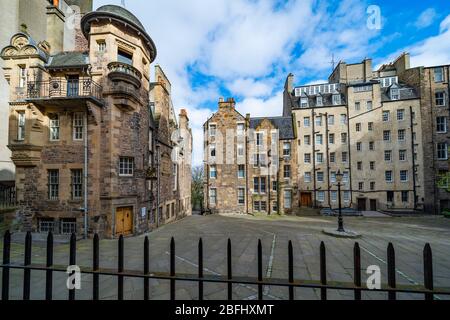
1 230 450 300
107 62 142 81
27 78 102 101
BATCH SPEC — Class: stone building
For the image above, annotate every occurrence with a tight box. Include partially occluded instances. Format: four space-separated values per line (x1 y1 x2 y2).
284 54 424 212
203 98 298 214
1 4 192 237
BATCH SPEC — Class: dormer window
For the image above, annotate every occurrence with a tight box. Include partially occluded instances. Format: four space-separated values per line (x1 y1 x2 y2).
118 48 133 65
332 94 341 105
316 96 323 106
300 97 308 108
390 89 400 100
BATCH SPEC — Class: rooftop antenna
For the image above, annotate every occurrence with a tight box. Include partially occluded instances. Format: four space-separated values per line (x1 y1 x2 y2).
121 0 126 8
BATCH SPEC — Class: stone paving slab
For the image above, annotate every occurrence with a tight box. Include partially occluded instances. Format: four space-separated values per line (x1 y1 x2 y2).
1 214 450 300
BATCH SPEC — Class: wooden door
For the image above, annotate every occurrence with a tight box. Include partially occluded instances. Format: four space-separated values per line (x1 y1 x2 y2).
300 193 312 207
116 207 133 236
370 199 377 211
357 198 366 211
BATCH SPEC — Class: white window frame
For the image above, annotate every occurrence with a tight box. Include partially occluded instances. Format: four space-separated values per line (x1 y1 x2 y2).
434 67 444 83
17 111 25 141
437 143 448 160
385 170 393 183
400 170 409 182
437 116 448 133
119 157 134 176
18 65 27 88
49 114 60 141
397 109 405 121
209 124 217 137
209 188 217 205
73 112 84 141
210 165 217 179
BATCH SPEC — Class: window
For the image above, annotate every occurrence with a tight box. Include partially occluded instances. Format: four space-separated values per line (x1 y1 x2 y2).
304 135 311 145
71 169 83 200
342 152 348 163
384 150 392 162
400 170 408 182
329 133 335 144
17 112 25 141
317 191 325 202
97 41 106 52
343 191 350 202
358 182 364 191
300 97 309 108
382 111 390 122
209 124 216 136
332 94 341 105
328 115 335 125
383 130 391 141
399 150 407 161
48 170 59 200
434 67 444 82
315 116 322 126
370 182 375 191
367 101 372 110
401 191 409 203
316 96 323 106
284 190 292 209
118 48 133 65
397 109 405 121
340 114 347 124
356 123 361 132
283 142 291 156
343 171 349 183
436 92 446 106
49 114 60 141
238 165 245 178
237 143 244 157
390 89 400 100
304 153 311 163
387 191 394 203
304 172 312 183
119 157 134 176
19 66 27 88
260 201 267 212
209 188 217 205
437 143 448 160
316 153 323 163
237 123 245 135
357 162 362 170
368 122 374 131
253 178 259 193
210 144 216 158
330 152 336 163
385 170 393 183
370 161 375 170
238 188 245 205
330 171 336 183
260 177 266 193
73 113 84 140
398 129 406 141
253 177 266 193
369 141 374 151
210 165 217 179
356 142 362 151
304 117 310 127
317 172 324 183
437 117 448 133
253 153 266 167
341 133 347 144
272 181 277 191
355 102 360 111
331 191 337 202
284 165 291 179
316 134 323 145
256 132 264 146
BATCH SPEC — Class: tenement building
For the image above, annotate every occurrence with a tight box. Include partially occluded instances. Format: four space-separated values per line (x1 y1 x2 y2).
203 98 298 215
206 53 450 215
1 4 192 237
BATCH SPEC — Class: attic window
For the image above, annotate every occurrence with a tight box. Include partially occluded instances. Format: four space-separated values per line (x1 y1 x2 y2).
390 89 400 100
118 48 133 65
316 96 323 106
332 94 341 105
300 97 308 108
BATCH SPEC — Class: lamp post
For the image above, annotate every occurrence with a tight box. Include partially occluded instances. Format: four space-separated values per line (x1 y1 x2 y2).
335 170 345 232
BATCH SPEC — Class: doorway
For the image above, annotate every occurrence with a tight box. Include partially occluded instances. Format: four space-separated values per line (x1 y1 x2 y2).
357 198 366 211
115 206 133 236
370 199 377 211
300 192 313 207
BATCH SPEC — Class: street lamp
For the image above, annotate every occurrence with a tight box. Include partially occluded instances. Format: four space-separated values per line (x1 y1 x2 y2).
335 170 345 232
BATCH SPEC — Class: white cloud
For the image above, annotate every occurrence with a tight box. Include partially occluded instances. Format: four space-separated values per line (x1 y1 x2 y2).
227 78 274 98
414 8 437 29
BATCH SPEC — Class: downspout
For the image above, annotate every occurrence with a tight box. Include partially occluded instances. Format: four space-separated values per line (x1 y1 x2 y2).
83 111 88 239
346 101 353 208
311 107 316 208
429 72 437 215
156 145 161 227
410 105 417 210
324 112 331 207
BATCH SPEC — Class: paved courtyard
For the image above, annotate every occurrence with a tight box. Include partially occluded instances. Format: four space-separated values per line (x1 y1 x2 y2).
1 214 450 300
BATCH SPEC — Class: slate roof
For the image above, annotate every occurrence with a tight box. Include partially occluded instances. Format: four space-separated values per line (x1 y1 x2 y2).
96 5 145 30
249 116 295 140
381 84 419 102
292 93 347 108
47 52 89 69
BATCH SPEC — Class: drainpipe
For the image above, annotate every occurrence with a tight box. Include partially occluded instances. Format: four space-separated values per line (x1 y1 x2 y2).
156 145 161 227
324 112 331 207
410 106 417 210
311 107 316 208
83 111 88 239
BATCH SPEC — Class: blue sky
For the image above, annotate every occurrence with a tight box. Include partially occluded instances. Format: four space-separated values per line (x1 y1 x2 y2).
93 0 450 166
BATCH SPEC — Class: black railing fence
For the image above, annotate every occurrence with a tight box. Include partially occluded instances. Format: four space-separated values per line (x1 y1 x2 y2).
27 78 102 101
1 230 450 301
